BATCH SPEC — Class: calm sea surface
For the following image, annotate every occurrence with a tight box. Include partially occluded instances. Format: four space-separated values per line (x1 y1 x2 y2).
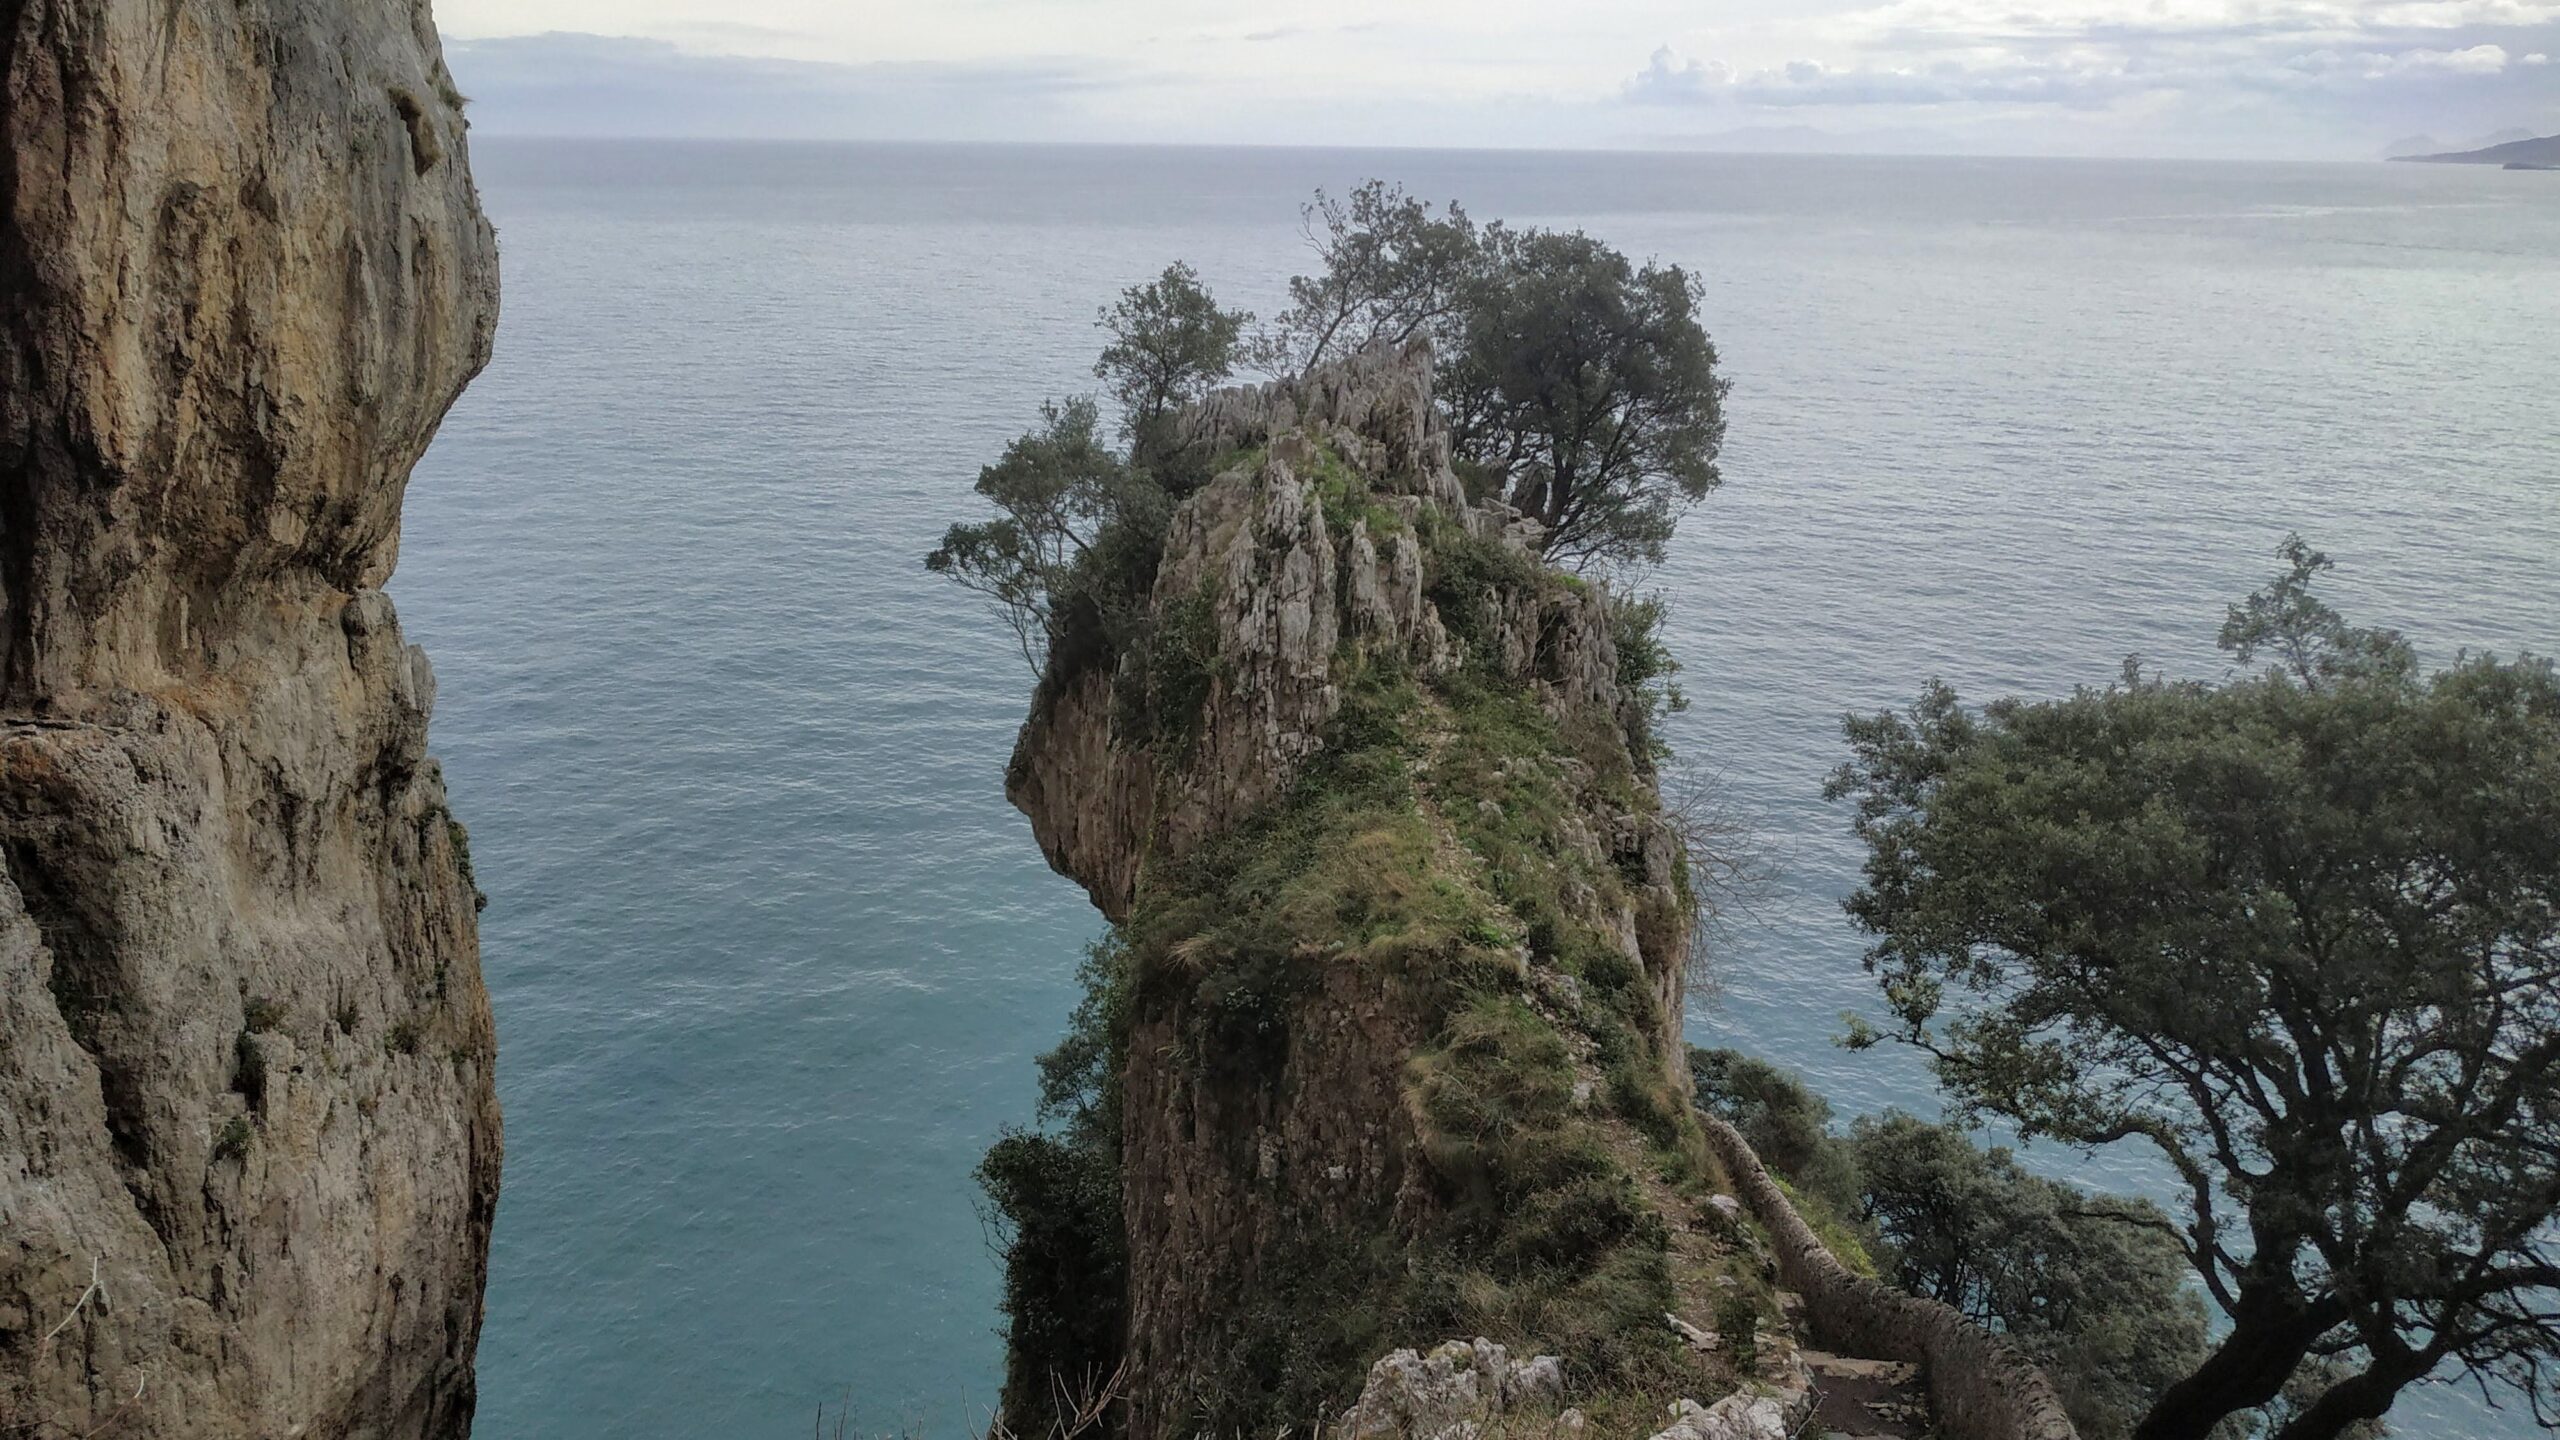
395 140 2560 1438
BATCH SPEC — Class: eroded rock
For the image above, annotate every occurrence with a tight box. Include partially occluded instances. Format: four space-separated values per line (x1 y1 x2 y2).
1335 1339 1568 1440
0 2 501 1435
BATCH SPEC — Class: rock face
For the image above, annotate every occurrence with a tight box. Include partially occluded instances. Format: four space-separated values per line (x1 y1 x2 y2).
1004 343 1700 1437
0 3 500 1437
1012 341 1654 932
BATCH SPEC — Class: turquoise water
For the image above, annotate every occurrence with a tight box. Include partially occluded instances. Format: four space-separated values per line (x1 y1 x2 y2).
395 141 2560 1437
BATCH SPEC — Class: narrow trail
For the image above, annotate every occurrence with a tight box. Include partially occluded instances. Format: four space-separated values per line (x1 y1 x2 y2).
1406 696 1932 1439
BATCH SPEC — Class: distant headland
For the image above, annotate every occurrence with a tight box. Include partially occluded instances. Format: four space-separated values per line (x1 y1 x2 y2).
2388 131 2560 167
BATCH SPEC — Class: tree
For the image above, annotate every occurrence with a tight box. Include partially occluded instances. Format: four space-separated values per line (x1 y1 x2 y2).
932 263 1250 673
1094 261 1250 464
1255 185 1728 575
1827 538 2560 1440
1690 1046 1860 1212
1444 230 1728 572
1253 181 1493 376
1849 1112 2208 1440
925 397 1158 672
979 935 1132 1431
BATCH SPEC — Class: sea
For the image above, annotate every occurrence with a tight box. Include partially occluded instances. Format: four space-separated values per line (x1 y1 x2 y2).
391 139 2560 1438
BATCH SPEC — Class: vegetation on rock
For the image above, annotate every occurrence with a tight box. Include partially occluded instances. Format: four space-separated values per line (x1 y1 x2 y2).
1691 1047 2205 1440
931 179 1731 686
1258 182 1730 574
944 185 1754 1440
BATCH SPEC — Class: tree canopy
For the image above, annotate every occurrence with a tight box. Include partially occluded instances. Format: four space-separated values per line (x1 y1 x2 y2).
1258 183 1728 574
934 189 1735 673
1443 230 1726 572
1828 538 2560 1440
924 396 1161 673
1850 1111 2209 1440
1094 261 1250 464
928 264 1249 675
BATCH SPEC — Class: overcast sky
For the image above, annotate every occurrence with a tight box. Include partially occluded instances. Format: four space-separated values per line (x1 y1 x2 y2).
435 0 2559 159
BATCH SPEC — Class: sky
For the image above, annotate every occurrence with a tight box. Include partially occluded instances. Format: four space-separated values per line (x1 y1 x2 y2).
434 0 2560 158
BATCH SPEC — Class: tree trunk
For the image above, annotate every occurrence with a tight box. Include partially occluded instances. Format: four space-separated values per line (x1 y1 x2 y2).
2131 1297 2333 1440
2266 1354 2429 1440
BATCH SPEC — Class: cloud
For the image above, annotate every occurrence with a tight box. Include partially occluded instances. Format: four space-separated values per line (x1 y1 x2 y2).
1627 47 2137 108
1624 0 2553 148
1625 46 1734 102
1235 22 1386 44
444 32 1123 140
1839 0 2560 47
1628 41 2526 111
2327 41 2512 71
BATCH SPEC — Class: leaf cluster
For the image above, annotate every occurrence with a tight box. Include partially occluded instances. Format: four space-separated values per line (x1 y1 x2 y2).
928 266 1251 676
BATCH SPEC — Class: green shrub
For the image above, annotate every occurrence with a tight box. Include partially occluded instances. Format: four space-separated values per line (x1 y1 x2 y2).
1421 521 1542 668
1712 1290 1759 1371
1136 583 1222 752
978 1129 1127 1431
1687 1046 1861 1217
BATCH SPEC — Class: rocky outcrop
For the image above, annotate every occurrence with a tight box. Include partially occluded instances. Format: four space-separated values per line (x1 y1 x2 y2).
1002 344 1704 1437
1334 1339 1567 1440
1011 341 1645 927
0 3 500 1437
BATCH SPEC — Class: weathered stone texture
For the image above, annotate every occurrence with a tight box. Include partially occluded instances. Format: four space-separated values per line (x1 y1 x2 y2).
0 2 500 1435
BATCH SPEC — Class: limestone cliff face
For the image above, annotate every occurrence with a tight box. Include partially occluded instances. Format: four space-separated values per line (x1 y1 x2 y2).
1011 343 1649 928
0 3 500 1436
1007 344 1701 1438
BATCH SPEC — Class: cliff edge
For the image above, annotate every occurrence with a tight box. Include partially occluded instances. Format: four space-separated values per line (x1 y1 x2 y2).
999 343 1756 1438
0 2 501 1435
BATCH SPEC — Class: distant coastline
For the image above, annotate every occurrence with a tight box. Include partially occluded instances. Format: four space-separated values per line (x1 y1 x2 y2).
2389 132 2560 167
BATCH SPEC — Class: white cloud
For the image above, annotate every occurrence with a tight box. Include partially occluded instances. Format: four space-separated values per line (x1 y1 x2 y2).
427 0 2556 156
1628 34 2528 111
1629 48 2145 108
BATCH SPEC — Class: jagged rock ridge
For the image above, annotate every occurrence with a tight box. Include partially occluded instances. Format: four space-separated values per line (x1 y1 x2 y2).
0 2 500 1436
1004 343 1719 1437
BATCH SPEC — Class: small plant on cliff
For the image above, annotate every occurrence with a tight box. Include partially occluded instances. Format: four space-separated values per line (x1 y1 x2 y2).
1830 538 2560 1440
1711 1289 1759 1371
